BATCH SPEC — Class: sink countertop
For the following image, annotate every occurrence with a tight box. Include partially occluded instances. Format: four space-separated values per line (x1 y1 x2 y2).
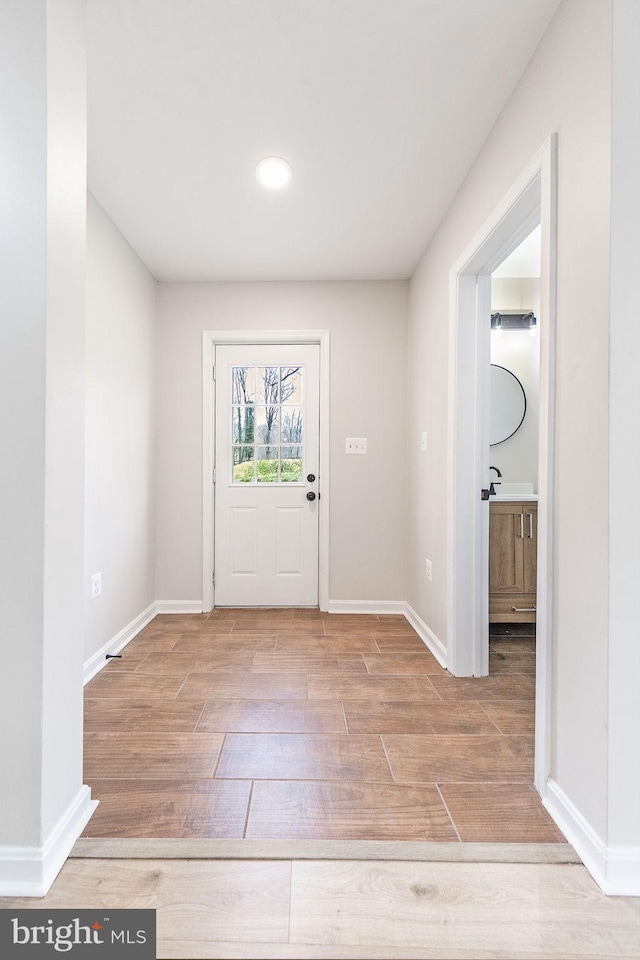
491 493 538 502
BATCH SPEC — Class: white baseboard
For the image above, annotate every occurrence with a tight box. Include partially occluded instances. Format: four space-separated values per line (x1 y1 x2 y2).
326 601 448 668
327 600 406 615
606 844 640 894
543 778 640 896
83 601 157 685
83 600 207 684
543 779 607 887
404 603 448 667
0 785 98 898
155 600 204 615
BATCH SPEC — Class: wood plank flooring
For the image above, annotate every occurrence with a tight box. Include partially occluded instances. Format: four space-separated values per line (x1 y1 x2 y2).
3 858 639 959
82 612 562 843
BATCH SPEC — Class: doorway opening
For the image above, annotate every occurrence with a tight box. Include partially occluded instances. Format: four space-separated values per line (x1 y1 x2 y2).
487 224 541 723
447 137 557 795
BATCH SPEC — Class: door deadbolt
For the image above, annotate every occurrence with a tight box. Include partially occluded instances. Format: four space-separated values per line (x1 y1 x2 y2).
307 473 316 483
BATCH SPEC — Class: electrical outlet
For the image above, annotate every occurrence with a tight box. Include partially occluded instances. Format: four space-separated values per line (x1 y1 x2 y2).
425 559 432 582
91 572 102 600
421 431 428 452
345 437 367 455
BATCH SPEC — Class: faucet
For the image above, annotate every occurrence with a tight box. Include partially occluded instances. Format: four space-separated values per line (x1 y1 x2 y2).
489 465 502 496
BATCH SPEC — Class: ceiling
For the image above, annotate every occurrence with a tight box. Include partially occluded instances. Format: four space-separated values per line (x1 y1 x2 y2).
87 0 560 282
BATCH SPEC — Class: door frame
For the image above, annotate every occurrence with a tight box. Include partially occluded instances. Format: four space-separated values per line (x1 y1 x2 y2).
202 329 331 612
447 136 557 793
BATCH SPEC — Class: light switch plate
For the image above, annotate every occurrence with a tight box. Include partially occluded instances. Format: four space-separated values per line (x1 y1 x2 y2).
345 437 367 454
421 431 428 452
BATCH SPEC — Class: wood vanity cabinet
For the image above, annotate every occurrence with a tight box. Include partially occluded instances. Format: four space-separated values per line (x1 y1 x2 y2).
489 501 537 623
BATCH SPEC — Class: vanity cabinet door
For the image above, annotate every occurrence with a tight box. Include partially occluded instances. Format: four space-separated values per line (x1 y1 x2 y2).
523 504 538 594
489 503 526 594
489 500 537 623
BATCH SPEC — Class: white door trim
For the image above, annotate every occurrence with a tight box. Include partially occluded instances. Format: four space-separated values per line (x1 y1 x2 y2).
202 329 330 612
447 136 557 794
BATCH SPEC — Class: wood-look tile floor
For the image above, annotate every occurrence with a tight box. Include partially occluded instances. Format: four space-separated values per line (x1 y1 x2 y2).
82 612 561 843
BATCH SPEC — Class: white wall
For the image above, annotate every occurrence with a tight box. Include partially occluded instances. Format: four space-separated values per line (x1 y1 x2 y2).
0 0 92 893
42 0 89 848
0 0 48 853
156 281 408 605
408 0 612 841
84 194 158 663
490 278 540 490
606 0 640 883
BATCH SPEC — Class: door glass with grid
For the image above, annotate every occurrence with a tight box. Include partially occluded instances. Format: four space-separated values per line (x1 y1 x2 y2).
231 365 303 484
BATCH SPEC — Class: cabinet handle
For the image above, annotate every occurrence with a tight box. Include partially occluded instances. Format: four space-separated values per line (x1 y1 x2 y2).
512 606 537 612
517 513 524 538
528 513 533 538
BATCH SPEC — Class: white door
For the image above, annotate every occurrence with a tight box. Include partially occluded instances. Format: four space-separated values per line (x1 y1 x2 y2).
214 343 320 606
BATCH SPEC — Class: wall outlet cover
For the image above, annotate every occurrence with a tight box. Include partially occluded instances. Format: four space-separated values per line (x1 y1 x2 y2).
425 559 432 582
91 572 102 600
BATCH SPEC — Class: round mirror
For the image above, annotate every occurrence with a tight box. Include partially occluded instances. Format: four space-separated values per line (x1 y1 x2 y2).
490 364 526 445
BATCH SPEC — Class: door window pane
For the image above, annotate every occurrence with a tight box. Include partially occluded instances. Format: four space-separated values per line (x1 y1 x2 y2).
255 406 280 444
232 367 255 404
256 367 280 405
281 406 303 444
233 446 255 482
281 445 303 483
232 406 255 444
280 367 303 404
256 445 279 482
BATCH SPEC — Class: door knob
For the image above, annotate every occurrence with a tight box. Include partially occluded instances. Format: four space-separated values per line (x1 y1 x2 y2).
306 491 316 501
306 473 316 483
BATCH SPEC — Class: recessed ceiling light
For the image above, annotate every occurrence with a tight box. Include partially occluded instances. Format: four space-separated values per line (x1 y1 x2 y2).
256 157 292 190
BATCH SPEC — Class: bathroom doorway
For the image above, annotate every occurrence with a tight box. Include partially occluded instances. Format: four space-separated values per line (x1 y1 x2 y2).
447 136 557 793
487 225 542 708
